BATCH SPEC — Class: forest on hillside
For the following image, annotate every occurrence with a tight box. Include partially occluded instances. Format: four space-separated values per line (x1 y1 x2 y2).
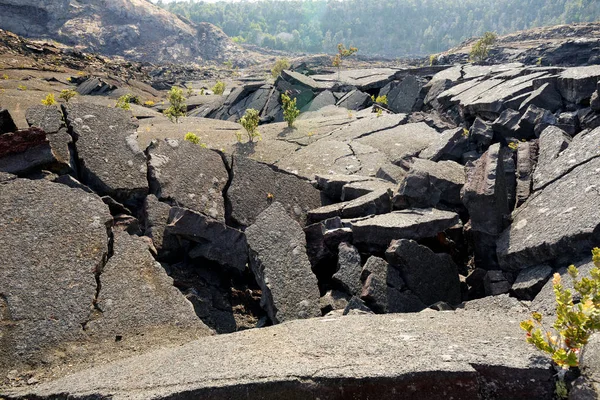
159 0 600 57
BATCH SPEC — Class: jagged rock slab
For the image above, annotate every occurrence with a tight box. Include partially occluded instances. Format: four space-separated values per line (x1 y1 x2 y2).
0 128 56 175
518 82 563 112
419 127 468 162
348 208 461 252
328 113 408 142
64 103 148 205
87 231 210 338
497 157 600 271
336 90 372 110
381 75 423 113
312 68 397 91
245 202 321 323
516 140 538 207
342 178 394 201
142 194 174 253
308 189 391 223
3 312 554 400
0 108 17 134
511 264 552 301
405 158 465 206
557 65 600 104
332 242 363 296
227 156 322 227
386 239 461 306
301 90 337 113
315 173 375 201
0 179 112 375
533 126 600 191
25 105 63 134
165 207 248 273
147 138 228 221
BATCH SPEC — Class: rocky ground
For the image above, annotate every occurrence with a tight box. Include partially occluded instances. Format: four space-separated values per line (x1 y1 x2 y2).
1 19 600 400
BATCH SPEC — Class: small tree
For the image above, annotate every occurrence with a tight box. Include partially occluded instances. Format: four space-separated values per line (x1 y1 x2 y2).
59 89 77 103
271 58 290 79
212 81 226 95
238 108 261 142
332 43 358 79
164 86 186 123
281 92 300 128
469 32 497 63
41 93 56 106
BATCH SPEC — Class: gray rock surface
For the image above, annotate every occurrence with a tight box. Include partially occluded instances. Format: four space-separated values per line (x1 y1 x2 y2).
64 103 148 205
0 128 58 175
419 127 468 162
245 202 321 323
87 231 210 338
302 90 336 113
384 75 423 113
315 173 375 201
147 138 228 221
469 117 494 153
165 207 248 273
227 156 322 227
348 208 460 252
332 242 363 296
342 178 394 201
0 108 17 134
516 140 538 207
4 312 554 399
25 105 63 134
405 158 465 206
0 178 112 375
386 239 461 306
308 189 391 223
336 90 372 110
511 264 552 301
483 270 511 296
518 82 563 112
498 157 600 271
557 65 600 104
142 194 173 254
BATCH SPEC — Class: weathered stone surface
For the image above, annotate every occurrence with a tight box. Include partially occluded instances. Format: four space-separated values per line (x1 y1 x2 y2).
511 264 552 301
0 128 56 175
25 105 63 134
4 311 554 400
304 217 343 269
406 158 465 206
469 118 493 153
227 156 322 227
245 202 321 323
76 77 115 96
498 157 600 271
165 207 248 273
0 171 16 182
336 90 372 110
557 65 600 104
573 333 600 399
556 111 580 135
376 162 408 184
462 144 509 269
308 189 391 223
533 126 600 190
518 82 563 112
142 194 174 254
64 103 148 205
280 70 321 91
493 109 527 139
483 270 511 296
315 173 374 201
383 75 423 113
0 108 17 134
348 208 461 252
319 290 350 314
147 138 228 221
87 231 210 338
342 178 394 201
592 82 600 112
301 90 336 113
515 140 538 207
419 127 468 162
342 296 374 315
0 179 112 375
460 293 527 314
332 242 362 296
386 239 461 306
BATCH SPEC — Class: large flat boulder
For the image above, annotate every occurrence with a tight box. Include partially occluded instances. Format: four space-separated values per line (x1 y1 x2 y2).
0 128 57 175
147 138 229 221
347 208 461 252
0 179 112 375
307 189 391 223
63 103 148 206
557 65 600 104
245 202 321 323
4 312 553 399
227 156 322 227
497 156 600 271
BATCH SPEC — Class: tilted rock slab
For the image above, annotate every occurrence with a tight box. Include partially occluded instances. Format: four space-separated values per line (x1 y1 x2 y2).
245 202 321 324
3 312 554 400
0 178 112 375
497 156 600 271
147 138 229 221
63 103 148 206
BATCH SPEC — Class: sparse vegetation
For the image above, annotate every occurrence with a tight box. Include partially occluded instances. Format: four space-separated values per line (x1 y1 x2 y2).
2 74 8 80
281 92 300 128
41 93 57 106
115 94 133 110
144 100 156 107
163 86 187 123
469 31 497 62
59 89 77 103
271 58 290 79
238 108 261 142
17 84 27 91
332 43 358 78
429 54 438 66
371 94 388 105
212 81 226 95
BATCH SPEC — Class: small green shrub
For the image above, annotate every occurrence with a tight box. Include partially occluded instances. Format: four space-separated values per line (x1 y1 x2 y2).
371 94 388 105
41 93 56 106
332 43 358 77
281 92 300 128
212 81 226 95
238 108 261 142
429 54 438 66
521 247 600 370
59 89 77 103
469 32 497 63
163 86 187 123
271 58 290 79
144 100 155 107
17 84 27 91
2 74 8 80
185 132 200 144
115 94 136 110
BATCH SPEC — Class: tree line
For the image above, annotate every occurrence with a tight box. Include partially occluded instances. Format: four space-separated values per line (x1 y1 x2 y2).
158 0 600 57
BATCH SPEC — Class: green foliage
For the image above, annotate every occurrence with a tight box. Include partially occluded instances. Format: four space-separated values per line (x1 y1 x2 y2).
521 248 600 370
115 94 133 110
41 93 56 106
238 108 261 142
185 132 201 144
469 31 497 62
17 84 27 91
186 86 194 97
332 43 358 74
223 60 234 69
212 81 226 95
144 100 156 107
371 94 388 105
271 58 290 78
429 54 438 66
281 92 300 128
59 89 77 103
2 74 8 80
164 87 187 123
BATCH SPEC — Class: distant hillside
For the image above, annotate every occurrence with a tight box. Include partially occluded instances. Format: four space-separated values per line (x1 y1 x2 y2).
163 0 600 57
0 0 251 65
